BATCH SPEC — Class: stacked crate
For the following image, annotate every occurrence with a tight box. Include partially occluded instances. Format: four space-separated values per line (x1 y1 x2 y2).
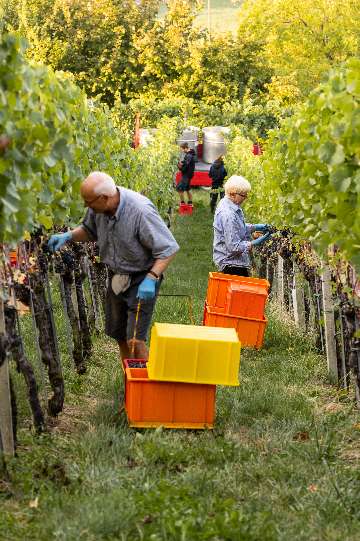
203 272 269 349
178 203 193 215
123 323 240 429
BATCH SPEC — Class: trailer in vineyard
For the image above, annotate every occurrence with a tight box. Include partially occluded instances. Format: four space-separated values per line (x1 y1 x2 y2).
175 146 212 188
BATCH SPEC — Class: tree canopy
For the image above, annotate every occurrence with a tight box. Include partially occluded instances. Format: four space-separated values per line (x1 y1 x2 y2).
1 0 359 135
238 0 360 103
1 0 271 109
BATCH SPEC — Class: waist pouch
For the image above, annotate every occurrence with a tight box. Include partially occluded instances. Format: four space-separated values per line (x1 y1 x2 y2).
108 268 150 295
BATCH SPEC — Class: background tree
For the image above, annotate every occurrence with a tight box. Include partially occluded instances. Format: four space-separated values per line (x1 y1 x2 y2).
134 0 204 98
184 35 272 105
238 0 360 103
1 0 271 109
3 0 359 139
1 0 161 105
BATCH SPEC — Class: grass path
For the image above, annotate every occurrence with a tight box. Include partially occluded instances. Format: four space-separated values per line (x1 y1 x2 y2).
2 192 360 541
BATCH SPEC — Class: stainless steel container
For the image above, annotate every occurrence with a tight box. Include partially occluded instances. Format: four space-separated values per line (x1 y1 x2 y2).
202 126 229 164
139 128 157 147
177 128 199 156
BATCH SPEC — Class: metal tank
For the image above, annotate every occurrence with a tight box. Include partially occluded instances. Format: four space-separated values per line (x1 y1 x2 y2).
139 128 157 147
177 128 199 158
202 126 230 164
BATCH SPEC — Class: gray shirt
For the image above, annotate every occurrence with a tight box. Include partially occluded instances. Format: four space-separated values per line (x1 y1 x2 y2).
213 196 253 270
82 187 179 274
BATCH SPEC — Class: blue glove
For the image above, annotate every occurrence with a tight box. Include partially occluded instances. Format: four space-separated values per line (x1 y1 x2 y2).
137 276 157 300
251 232 271 247
48 231 72 252
253 224 269 232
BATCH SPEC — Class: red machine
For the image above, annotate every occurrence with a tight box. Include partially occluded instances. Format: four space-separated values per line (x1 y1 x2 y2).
175 145 212 188
175 170 212 188
252 143 263 155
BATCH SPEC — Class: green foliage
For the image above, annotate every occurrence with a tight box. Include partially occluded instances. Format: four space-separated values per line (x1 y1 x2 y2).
3 0 360 119
132 13 272 106
1 0 205 105
224 128 269 220
0 33 178 243
134 0 204 98
263 59 360 269
125 116 180 215
112 95 193 141
185 34 271 106
1 0 162 105
0 33 91 241
225 60 360 271
113 94 279 140
1 0 271 109
238 0 360 104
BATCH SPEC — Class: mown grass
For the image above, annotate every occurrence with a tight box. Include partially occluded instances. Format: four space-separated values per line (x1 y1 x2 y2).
2 191 360 541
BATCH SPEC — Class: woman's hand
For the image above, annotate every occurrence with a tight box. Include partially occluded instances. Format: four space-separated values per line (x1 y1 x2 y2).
251 232 271 247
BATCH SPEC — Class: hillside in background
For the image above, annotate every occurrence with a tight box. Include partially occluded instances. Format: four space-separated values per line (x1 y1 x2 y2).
160 0 242 34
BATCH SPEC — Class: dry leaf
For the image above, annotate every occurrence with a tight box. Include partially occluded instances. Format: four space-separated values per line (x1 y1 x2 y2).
29 497 39 508
293 431 310 442
324 403 343 413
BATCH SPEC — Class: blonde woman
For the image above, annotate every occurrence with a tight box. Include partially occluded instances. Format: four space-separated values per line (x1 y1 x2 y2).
213 175 271 277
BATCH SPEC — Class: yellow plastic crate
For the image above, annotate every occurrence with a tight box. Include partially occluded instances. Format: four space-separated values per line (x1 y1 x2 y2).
147 323 240 386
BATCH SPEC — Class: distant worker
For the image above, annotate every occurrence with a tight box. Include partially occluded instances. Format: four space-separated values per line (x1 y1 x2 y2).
176 142 196 206
209 155 227 213
213 175 271 277
48 172 179 361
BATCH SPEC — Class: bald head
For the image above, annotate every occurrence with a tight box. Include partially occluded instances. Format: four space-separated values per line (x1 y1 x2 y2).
80 171 117 200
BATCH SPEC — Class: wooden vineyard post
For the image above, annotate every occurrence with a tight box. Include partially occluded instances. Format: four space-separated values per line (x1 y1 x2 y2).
321 266 338 381
292 262 306 329
355 317 360 407
84 256 101 333
58 275 75 360
306 282 316 333
44 271 62 373
266 261 275 293
337 312 350 390
314 276 325 353
0 298 15 458
277 255 285 306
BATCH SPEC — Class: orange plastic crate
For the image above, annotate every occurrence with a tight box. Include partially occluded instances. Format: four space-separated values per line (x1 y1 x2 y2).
123 359 215 429
203 303 267 349
206 272 269 313
226 283 268 319
9 250 17 267
178 203 193 215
